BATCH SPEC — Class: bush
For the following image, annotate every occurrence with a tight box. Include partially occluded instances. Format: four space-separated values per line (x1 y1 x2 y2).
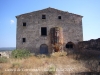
11 49 30 59
0 57 8 63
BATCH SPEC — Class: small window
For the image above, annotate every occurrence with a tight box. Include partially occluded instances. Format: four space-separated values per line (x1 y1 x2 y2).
41 27 47 36
22 38 26 43
58 16 61 19
23 22 26 26
42 15 46 19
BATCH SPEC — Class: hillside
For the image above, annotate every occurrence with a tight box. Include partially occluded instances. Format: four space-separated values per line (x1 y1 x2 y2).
0 47 15 51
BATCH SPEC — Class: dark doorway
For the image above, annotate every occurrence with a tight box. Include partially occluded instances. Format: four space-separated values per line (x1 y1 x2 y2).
66 42 74 49
0 54 1 57
40 44 48 54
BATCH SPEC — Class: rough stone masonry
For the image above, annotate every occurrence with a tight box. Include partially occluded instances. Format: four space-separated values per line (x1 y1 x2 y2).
16 7 83 54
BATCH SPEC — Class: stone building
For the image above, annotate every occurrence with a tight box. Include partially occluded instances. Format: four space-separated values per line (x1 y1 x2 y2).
16 7 83 54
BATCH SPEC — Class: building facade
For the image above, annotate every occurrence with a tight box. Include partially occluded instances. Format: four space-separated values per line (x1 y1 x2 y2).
16 7 83 54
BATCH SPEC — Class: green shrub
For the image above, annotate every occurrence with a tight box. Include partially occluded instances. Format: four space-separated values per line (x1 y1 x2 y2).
11 49 30 59
0 57 8 63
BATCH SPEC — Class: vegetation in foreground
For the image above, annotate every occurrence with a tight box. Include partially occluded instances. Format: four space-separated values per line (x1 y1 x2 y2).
0 49 99 75
11 49 30 59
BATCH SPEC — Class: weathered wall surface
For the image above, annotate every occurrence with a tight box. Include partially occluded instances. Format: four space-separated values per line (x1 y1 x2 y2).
71 38 100 59
77 38 100 51
16 8 83 54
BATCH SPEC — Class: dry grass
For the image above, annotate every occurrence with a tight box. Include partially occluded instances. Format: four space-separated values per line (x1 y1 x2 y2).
0 52 90 75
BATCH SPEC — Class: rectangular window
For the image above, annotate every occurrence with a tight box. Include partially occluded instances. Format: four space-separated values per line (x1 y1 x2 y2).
22 38 26 43
41 27 47 36
58 16 61 19
23 22 26 26
42 15 46 19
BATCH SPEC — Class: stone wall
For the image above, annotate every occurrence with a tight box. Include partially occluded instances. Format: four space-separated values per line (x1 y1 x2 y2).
74 38 100 58
16 7 83 54
77 38 100 51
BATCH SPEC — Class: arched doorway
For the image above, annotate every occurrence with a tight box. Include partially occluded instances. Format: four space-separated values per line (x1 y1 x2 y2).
40 44 48 54
66 42 74 49
0 54 1 57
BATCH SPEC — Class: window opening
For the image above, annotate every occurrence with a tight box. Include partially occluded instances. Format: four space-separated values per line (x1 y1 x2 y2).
41 27 47 36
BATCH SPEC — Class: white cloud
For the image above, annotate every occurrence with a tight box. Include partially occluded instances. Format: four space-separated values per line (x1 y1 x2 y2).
10 20 14 24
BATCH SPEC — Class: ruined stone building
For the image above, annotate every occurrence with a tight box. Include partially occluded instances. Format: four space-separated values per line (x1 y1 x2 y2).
16 7 83 54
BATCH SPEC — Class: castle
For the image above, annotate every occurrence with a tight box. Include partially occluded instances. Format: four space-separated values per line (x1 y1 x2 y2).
16 7 83 54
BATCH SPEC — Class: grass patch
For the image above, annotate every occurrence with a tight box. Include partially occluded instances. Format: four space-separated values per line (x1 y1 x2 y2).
0 57 8 63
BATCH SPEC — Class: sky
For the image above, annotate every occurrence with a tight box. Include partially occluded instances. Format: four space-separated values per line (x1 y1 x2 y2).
0 0 100 47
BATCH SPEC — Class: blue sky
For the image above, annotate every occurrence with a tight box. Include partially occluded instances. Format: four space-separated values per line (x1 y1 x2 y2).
0 0 100 47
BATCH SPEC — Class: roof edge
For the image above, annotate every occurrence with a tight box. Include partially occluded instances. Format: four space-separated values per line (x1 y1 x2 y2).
16 7 83 18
